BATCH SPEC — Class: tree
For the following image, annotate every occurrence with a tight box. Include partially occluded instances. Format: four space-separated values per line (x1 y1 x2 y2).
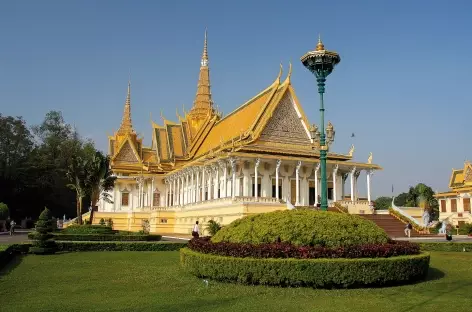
86 151 116 223
206 220 222 236
30 207 56 254
394 192 408 206
405 186 419 207
66 155 89 225
374 196 392 210
0 203 8 220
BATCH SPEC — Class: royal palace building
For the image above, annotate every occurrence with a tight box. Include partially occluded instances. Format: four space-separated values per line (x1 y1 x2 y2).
435 161 472 226
96 33 382 234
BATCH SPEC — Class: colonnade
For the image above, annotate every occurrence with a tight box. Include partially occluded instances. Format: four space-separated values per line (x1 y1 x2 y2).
163 157 375 208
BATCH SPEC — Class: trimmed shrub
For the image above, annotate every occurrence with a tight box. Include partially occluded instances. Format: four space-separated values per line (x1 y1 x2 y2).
188 237 420 259
206 220 222 236
62 224 114 234
0 244 30 270
180 248 430 288
0 202 8 220
30 208 57 254
99 218 105 226
418 242 472 252
55 241 186 252
212 210 389 248
54 234 161 241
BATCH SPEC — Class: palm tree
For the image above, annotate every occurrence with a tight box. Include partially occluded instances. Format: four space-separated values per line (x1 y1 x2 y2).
66 155 88 225
86 151 116 224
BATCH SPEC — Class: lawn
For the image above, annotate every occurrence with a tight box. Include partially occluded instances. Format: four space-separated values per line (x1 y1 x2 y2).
1 251 471 312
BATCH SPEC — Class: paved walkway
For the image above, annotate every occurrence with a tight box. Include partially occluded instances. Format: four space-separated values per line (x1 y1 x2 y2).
0 232 30 244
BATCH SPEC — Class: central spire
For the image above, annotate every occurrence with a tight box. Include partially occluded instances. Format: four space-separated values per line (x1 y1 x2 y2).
189 29 215 119
117 79 134 135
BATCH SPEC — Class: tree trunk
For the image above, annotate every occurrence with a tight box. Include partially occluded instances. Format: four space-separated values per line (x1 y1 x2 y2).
77 196 83 225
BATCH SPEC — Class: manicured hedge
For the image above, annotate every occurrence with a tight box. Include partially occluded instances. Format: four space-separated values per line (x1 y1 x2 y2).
62 225 114 234
189 237 420 259
418 242 472 252
55 241 187 252
0 244 30 270
28 232 162 242
180 248 430 288
212 210 389 248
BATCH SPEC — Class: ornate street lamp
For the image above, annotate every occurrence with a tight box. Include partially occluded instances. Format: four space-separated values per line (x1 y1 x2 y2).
301 35 340 211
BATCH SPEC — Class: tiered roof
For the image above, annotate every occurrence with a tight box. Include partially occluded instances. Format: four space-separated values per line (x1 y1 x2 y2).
108 33 381 175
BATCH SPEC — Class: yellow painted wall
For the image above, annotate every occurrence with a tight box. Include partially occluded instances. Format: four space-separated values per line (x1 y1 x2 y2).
91 202 286 235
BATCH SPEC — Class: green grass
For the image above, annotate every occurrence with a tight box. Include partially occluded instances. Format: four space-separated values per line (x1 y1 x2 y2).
1 252 471 312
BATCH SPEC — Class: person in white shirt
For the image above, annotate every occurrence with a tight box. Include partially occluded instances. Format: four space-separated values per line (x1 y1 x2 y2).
192 221 200 238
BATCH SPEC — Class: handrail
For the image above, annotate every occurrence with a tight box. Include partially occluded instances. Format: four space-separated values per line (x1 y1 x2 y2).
390 197 423 227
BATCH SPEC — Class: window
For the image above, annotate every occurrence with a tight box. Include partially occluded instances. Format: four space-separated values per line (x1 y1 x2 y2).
451 199 457 212
463 198 471 212
153 192 160 207
160 218 167 224
121 192 129 206
441 200 446 212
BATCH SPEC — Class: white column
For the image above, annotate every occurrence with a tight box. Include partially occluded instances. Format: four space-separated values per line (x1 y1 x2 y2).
230 158 236 199
172 178 175 206
350 167 356 201
201 167 206 201
207 168 212 201
155 178 158 207
254 158 260 199
295 161 301 206
180 175 184 205
367 169 373 205
341 173 348 200
223 162 228 197
196 169 200 202
314 163 320 206
191 171 195 203
275 160 281 199
214 166 219 199
354 170 361 201
333 165 339 202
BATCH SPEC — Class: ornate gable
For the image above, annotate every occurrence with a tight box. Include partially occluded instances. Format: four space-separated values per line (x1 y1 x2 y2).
258 91 311 145
464 162 472 183
115 140 139 163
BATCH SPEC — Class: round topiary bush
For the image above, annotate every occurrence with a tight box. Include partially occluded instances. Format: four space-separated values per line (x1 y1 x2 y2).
211 210 389 248
180 248 430 288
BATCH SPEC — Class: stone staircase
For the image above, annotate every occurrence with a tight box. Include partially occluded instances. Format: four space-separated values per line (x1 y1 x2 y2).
360 214 424 238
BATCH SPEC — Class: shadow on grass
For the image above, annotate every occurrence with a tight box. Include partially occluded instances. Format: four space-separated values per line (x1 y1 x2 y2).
0 255 25 277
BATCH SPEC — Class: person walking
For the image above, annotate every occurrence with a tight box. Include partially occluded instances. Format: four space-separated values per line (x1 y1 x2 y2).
404 222 412 238
9 220 16 236
192 221 200 238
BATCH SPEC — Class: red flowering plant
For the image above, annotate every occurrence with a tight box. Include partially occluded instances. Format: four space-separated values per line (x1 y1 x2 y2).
188 237 420 259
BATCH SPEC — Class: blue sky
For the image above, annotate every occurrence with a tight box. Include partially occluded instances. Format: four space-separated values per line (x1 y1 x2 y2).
1 0 471 198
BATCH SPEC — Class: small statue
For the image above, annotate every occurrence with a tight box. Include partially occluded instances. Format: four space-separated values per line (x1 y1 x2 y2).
348 145 355 157
367 152 373 164
422 209 430 227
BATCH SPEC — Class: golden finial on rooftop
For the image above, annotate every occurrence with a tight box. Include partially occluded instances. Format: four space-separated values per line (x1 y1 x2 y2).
117 79 134 135
316 34 325 51
202 28 208 66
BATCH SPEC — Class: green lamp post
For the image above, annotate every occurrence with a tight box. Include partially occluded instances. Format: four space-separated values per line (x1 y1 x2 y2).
301 36 341 211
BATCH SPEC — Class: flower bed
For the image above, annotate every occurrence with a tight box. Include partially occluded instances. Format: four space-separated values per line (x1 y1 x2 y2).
180 248 430 288
189 237 420 259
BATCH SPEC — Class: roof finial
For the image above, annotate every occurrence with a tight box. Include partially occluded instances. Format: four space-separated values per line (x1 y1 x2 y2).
316 34 325 51
117 78 134 135
201 28 208 66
